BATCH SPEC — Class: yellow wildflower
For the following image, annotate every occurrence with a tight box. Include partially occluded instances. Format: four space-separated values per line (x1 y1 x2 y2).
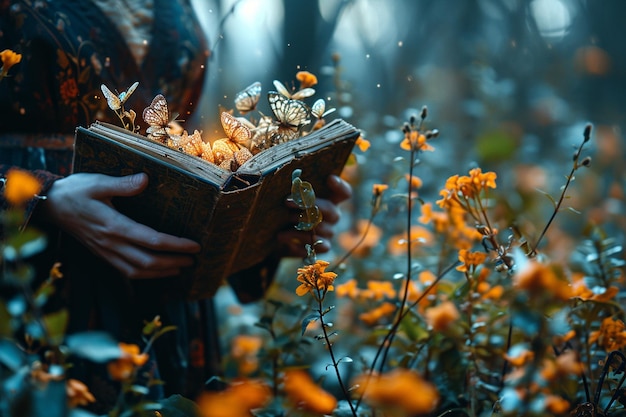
387 225 434 256
0 49 22 78
359 302 396 325
283 370 337 415
335 278 360 298
356 136 371 152
512 260 571 301
400 130 434 152
338 219 382 257
456 249 488 272
295 260 337 298
352 369 439 415
231 334 263 375
3 168 43 206
295 70 318 89
106 343 149 381
66 379 96 408
361 280 396 301
589 317 626 352
544 394 571 414
424 301 460 331
197 379 271 417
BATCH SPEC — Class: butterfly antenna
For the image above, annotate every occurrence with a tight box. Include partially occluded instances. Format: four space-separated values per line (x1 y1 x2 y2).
209 0 244 56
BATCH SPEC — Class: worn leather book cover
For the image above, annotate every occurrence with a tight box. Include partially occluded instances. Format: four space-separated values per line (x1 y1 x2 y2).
71 119 360 299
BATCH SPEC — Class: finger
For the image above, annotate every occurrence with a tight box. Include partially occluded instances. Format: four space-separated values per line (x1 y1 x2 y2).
104 213 201 253
89 173 149 199
324 175 352 204
316 198 340 225
96 244 194 279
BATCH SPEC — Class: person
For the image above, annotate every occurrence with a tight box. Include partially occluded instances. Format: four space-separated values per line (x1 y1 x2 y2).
0 0 352 412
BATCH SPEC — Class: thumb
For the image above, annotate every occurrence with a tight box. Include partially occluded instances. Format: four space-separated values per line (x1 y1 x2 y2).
90 172 149 199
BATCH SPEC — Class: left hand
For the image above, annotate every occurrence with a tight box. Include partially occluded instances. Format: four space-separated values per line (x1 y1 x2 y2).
277 174 352 258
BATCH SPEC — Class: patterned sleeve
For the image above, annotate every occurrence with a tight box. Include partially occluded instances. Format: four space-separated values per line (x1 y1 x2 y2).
0 164 63 229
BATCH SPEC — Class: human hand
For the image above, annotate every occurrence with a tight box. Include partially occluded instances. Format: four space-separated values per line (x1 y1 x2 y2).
277 174 352 258
40 172 200 279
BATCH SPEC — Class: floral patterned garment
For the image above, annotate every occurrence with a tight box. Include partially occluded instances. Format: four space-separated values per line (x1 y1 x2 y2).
0 0 221 410
0 0 208 174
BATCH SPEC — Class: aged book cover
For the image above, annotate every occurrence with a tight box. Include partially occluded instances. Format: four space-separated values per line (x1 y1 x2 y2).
72 119 360 299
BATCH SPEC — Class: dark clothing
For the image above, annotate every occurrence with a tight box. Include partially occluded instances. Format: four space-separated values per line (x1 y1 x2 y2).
0 0 272 412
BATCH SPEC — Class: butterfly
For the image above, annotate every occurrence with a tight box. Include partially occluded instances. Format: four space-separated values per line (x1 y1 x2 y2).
212 112 253 165
234 81 262 114
143 94 177 144
267 91 310 131
311 98 336 119
273 79 315 101
101 82 138 111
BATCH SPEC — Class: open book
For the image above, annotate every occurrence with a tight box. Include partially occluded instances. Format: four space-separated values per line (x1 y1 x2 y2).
72 119 359 299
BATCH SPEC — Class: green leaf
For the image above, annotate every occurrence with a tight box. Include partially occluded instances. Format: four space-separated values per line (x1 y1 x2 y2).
158 394 201 417
42 309 69 346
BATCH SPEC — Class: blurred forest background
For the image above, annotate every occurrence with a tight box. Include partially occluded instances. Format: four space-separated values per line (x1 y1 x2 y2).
190 0 626 301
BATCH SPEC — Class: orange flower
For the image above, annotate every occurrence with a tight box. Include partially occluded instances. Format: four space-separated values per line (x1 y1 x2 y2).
352 369 439 415
512 260 571 301
106 343 149 381
338 219 382 257
436 168 497 209
66 379 96 408
456 249 488 272
60 78 79 102
359 302 396 325
544 394 570 414
540 351 583 382
197 379 271 417
504 348 535 367
0 49 22 77
424 301 459 331
570 273 619 302
296 71 318 89
231 335 264 375
283 370 337 415
372 183 388 196
3 168 43 206
356 136 371 152
335 278 360 298
589 317 626 352
400 130 434 152
295 260 337 298
387 225 434 256
361 280 396 301
405 174 423 189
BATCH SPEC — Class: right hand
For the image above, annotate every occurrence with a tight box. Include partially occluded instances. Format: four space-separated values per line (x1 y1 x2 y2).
40 172 201 279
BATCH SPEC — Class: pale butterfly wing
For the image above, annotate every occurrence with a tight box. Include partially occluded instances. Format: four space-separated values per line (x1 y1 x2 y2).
267 91 310 130
143 94 171 143
291 88 315 100
220 112 251 147
311 98 336 119
101 82 139 111
118 81 139 104
101 84 121 110
272 80 291 98
234 81 262 114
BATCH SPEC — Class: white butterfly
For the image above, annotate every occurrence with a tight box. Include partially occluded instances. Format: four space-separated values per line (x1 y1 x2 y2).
234 81 262 115
101 82 138 111
311 98 336 119
143 94 175 143
267 91 310 130
273 79 315 101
